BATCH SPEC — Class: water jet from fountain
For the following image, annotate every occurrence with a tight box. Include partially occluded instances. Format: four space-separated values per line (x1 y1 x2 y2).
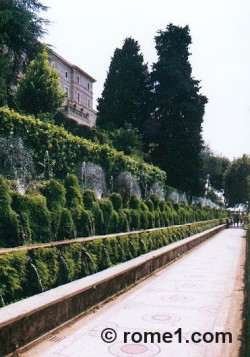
27 256 44 292
78 162 106 198
0 136 34 194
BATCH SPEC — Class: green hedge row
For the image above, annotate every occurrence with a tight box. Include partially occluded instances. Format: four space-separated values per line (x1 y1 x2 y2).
0 220 221 306
0 175 228 248
0 107 166 186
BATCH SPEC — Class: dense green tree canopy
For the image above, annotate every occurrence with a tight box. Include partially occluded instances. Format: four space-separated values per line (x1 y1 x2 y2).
201 145 230 191
97 37 151 131
0 0 48 105
150 24 207 196
108 123 146 159
224 155 250 207
15 46 65 116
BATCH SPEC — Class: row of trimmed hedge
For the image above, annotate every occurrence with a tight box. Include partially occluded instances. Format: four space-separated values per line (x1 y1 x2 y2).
0 107 166 187
0 175 228 248
0 220 222 306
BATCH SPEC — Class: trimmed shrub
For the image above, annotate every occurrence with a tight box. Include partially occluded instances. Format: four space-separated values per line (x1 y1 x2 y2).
139 235 148 254
109 210 119 234
73 206 93 237
116 237 126 262
98 242 112 270
149 234 157 250
164 203 174 226
129 194 141 210
154 211 161 227
64 175 91 236
117 211 129 232
148 211 155 228
99 198 114 234
61 244 83 280
11 192 51 243
109 193 128 232
91 202 104 235
145 199 154 212
41 179 66 210
129 210 140 231
0 251 27 304
120 235 133 260
105 237 119 264
57 208 76 240
40 179 66 240
129 239 137 258
140 210 149 229
109 192 123 211
24 255 44 296
82 189 98 210
23 195 51 242
30 248 59 290
18 211 32 244
159 199 165 212
65 174 83 208
150 194 160 210
57 250 72 285
168 202 179 224
82 190 104 235
81 247 97 276
0 177 20 247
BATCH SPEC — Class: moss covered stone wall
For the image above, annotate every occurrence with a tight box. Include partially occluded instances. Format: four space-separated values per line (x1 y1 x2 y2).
0 219 223 306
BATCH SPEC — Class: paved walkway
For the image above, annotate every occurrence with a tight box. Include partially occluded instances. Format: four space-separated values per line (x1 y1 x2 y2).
23 228 246 357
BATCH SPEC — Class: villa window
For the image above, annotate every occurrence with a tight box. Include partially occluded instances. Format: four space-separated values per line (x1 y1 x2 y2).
77 75 80 84
77 92 80 103
65 70 68 79
65 87 69 99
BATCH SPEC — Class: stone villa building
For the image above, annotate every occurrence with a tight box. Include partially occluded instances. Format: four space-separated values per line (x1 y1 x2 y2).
48 50 97 127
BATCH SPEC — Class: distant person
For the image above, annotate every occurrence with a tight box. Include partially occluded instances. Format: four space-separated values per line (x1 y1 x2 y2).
233 215 240 227
236 215 240 226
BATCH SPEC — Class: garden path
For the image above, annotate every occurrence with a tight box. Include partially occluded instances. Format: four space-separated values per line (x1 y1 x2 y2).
23 227 246 357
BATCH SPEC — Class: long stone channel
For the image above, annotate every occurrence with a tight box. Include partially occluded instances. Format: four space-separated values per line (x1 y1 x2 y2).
22 226 245 357
0 224 227 356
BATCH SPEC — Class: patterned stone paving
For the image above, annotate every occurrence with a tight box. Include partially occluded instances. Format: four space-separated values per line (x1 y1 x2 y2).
23 228 245 357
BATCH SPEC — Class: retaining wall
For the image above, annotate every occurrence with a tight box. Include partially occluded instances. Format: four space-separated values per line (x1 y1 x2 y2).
0 224 224 356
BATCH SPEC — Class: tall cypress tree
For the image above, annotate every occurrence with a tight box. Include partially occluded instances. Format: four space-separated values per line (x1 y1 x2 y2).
96 37 151 131
150 24 207 196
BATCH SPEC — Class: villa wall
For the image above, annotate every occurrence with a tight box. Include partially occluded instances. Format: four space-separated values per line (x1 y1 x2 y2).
48 50 97 127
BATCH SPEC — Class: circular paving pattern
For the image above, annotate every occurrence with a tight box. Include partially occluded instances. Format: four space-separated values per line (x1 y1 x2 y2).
142 312 181 324
161 295 195 303
121 344 148 353
109 342 160 356
175 282 203 289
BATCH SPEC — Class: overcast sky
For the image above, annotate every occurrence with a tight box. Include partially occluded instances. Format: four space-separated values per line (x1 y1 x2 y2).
42 0 250 160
